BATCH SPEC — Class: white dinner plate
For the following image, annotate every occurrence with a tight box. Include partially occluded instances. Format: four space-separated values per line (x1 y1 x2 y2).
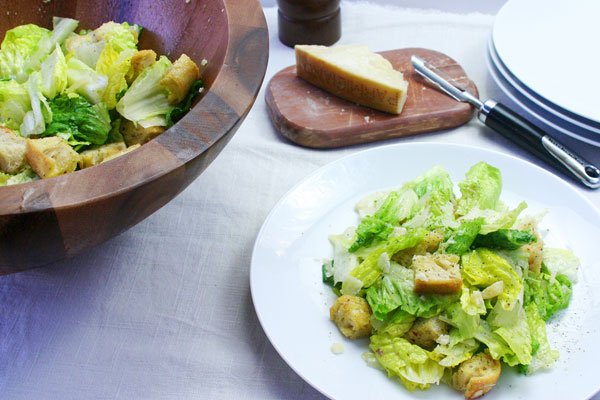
492 0 600 125
486 40 600 149
250 142 600 400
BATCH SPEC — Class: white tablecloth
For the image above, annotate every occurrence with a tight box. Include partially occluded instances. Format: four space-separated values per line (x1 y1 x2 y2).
1 3 598 399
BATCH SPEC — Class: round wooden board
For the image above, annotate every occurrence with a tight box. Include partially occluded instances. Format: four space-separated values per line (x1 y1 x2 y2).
266 47 479 148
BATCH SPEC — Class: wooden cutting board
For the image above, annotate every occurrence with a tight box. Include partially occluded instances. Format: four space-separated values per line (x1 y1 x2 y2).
266 47 478 148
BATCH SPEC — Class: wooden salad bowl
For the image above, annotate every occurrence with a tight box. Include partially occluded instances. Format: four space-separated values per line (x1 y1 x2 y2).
0 0 269 272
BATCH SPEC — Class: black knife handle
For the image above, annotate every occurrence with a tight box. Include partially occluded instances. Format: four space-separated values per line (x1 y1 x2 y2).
479 100 600 188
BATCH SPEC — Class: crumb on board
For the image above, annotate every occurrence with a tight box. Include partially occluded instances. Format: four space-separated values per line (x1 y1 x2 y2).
330 343 345 355
364 116 371 123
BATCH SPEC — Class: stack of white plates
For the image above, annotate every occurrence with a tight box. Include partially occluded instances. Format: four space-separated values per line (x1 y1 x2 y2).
487 0 600 153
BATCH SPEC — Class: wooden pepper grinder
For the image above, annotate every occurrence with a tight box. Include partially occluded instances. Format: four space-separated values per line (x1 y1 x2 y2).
277 0 341 47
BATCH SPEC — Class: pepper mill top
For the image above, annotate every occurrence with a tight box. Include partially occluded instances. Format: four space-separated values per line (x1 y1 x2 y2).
277 0 341 48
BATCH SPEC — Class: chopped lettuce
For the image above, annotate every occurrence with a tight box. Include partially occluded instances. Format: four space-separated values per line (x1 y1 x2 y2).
349 189 418 252
459 287 486 316
349 228 425 290
366 264 457 320
523 267 572 321
23 17 79 80
444 218 483 255
472 229 537 250
520 303 559 374
44 93 111 148
456 161 502 216
369 334 445 391
20 72 50 137
542 247 580 283
39 44 68 99
461 248 522 311
66 57 108 104
0 79 30 129
0 24 51 81
116 55 173 127
96 46 135 109
0 167 38 186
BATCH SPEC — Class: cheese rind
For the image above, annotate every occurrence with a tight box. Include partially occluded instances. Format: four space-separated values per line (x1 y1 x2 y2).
295 44 409 114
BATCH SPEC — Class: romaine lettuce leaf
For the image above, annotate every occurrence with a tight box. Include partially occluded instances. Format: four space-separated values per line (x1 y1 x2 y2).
461 201 528 235
523 267 572 321
0 79 30 129
444 218 484 255
66 57 108 104
349 189 418 252
472 229 537 250
96 45 135 109
44 93 110 148
543 247 580 283
349 228 425 290
520 303 559 374
456 161 502 216
23 17 78 81
20 72 50 137
433 331 479 367
329 228 361 295
459 287 486 316
369 334 445 391
372 308 416 337
461 248 522 311
116 55 173 127
366 264 457 320
490 302 532 366
39 44 67 99
0 24 51 81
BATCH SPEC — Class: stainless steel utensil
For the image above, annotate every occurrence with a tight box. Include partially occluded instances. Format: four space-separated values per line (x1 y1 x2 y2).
411 55 600 189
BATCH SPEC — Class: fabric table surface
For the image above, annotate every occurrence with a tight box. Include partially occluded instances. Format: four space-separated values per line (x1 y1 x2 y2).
1 2 598 399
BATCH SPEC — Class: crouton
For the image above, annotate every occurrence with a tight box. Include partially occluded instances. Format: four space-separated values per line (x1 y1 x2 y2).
452 352 501 399
78 142 127 169
160 54 200 105
392 230 444 266
330 295 372 339
0 127 27 174
413 253 462 295
127 49 157 84
25 137 79 179
103 144 140 162
404 316 449 350
120 119 165 146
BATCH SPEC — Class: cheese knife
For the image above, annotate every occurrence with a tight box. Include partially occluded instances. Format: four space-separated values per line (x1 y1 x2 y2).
411 55 600 189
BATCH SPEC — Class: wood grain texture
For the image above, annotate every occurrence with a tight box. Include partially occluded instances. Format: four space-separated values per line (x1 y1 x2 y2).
266 48 478 148
0 0 269 273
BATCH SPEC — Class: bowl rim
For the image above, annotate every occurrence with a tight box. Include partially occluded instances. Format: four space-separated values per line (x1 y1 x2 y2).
0 0 269 215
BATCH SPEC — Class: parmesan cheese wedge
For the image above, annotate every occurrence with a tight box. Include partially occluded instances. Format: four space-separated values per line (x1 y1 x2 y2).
295 44 409 114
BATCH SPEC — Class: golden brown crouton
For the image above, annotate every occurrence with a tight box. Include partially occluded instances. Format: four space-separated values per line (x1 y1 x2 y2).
120 119 165 146
103 144 140 162
392 230 444 266
78 142 127 169
25 137 79 179
127 49 157 84
404 317 449 350
452 352 501 399
0 127 27 174
160 54 200 105
330 295 372 339
413 253 462 295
